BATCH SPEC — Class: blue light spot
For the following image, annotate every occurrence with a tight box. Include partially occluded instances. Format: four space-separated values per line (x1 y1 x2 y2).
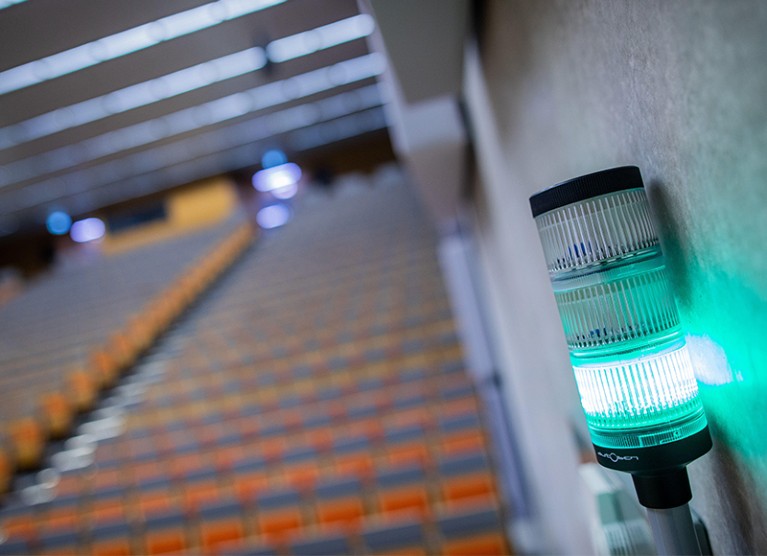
46 211 72 235
261 149 288 169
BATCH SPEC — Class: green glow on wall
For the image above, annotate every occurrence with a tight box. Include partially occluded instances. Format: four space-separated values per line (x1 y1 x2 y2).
660 220 767 500
679 269 767 459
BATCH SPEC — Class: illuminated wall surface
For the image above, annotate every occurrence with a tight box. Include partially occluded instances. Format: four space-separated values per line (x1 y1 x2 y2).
472 0 767 552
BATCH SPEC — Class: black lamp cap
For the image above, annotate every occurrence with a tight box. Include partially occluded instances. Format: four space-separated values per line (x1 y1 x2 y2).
529 166 644 218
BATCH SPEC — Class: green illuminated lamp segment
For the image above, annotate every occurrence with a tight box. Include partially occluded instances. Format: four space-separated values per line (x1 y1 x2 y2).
572 342 706 449
530 168 708 452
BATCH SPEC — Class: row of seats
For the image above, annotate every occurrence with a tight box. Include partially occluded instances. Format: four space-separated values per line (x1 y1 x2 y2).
0 216 254 488
1 438 500 551
2 497 505 555
0 180 510 554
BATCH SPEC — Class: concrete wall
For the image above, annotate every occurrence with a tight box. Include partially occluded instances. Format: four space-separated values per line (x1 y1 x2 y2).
464 1 767 553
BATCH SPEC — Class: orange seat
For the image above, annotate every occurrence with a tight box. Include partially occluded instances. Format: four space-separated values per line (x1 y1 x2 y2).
257 507 303 540
9 417 45 470
42 508 79 531
183 481 222 512
199 519 245 552
441 472 495 502
259 437 286 461
440 431 486 455
233 472 269 501
55 473 85 498
145 529 188 555
316 497 365 531
213 445 246 471
90 349 120 388
387 442 430 467
91 538 133 556
0 448 12 494
378 485 430 517
283 463 320 490
2 515 36 539
91 467 124 490
442 533 508 555
90 499 127 525
67 369 98 412
334 453 374 479
40 392 74 438
138 492 176 518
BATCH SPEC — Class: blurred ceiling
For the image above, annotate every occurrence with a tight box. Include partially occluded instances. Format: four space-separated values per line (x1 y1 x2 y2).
0 0 389 233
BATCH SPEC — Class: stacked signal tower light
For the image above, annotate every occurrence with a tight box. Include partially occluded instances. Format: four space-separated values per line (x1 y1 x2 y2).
529 167 712 555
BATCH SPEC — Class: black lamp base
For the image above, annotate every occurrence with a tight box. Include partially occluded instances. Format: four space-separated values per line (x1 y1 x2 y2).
592 426 712 474
631 467 692 509
592 426 712 510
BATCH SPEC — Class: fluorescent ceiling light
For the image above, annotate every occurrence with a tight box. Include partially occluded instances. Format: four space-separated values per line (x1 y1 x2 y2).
289 107 386 151
70 217 106 243
252 162 302 192
0 0 285 95
0 54 385 189
0 48 267 148
5 86 383 212
0 0 26 9
0 14 376 148
266 14 375 63
256 204 291 229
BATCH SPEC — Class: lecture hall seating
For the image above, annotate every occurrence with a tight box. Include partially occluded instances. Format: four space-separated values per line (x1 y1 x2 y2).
0 175 511 555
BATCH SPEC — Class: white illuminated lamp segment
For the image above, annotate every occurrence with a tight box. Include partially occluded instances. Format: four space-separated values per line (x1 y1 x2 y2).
252 162 302 192
70 217 106 243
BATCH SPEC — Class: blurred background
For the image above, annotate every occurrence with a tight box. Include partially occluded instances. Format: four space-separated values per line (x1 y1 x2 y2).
1 0 766 554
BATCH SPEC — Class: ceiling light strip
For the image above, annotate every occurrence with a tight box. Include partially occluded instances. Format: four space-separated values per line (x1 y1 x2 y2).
0 48 267 148
0 0 285 95
70 108 388 212
0 14 376 148
0 0 26 9
5 88 383 212
0 53 385 189
266 13 375 63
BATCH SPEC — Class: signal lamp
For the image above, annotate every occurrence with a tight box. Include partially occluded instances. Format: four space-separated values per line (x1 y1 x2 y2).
530 166 711 554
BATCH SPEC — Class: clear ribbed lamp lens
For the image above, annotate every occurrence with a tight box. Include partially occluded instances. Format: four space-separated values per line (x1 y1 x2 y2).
553 253 680 354
530 167 708 451
573 343 706 448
